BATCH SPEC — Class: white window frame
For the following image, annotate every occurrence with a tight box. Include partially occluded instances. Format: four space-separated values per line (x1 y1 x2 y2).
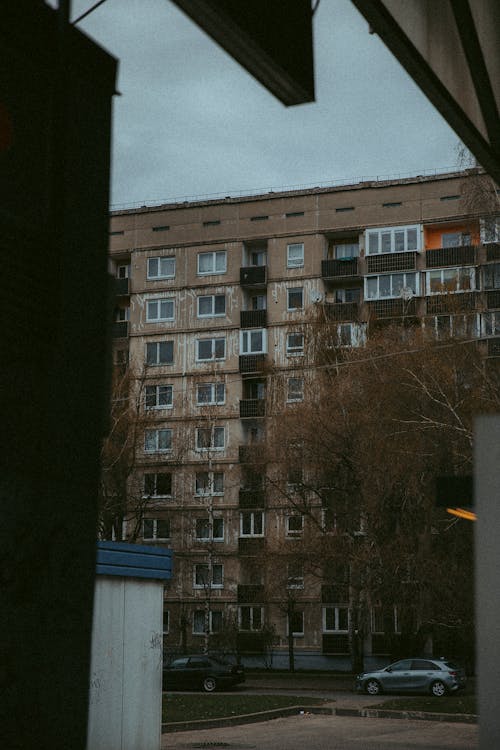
143 472 172 498
287 610 304 636
142 518 170 541
287 287 304 311
147 256 176 280
197 250 227 276
427 313 480 339
240 511 265 537
323 606 349 633
145 384 173 410
146 340 174 366
238 605 263 631
287 242 304 268
197 294 226 318
364 272 419 300
365 224 421 255
481 216 500 244
193 563 223 589
195 426 225 452
146 297 175 322
425 267 475 295
196 337 226 362
144 428 173 453
196 382 225 406
116 264 130 279
240 329 267 355
286 515 304 537
286 377 304 402
115 306 130 322
483 263 500 290
195 517 224 541
333 242 359 260
286 332 304 356
193 610 223 634
287 562 304 589
481 311 500 337
195 471 224 495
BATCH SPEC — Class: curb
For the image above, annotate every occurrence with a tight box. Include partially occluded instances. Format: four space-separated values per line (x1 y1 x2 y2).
162 705 333 733
335 707 478 724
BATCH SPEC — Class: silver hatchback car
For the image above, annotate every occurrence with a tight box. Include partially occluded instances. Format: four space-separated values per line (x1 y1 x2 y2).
356 657 466 697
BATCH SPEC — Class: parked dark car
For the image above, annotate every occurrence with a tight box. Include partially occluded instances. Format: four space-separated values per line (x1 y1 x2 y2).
356 657 466 697
163 655 245 692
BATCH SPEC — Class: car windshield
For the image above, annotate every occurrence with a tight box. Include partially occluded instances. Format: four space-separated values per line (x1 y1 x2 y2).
443 661 459 669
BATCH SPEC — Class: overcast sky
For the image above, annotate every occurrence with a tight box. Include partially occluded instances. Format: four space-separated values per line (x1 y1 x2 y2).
65 0 461 207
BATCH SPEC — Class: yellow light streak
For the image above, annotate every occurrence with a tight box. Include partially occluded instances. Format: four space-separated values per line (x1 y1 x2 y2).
446 507 477 521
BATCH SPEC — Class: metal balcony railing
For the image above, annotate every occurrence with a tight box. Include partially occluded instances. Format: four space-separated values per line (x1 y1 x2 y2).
239 354 266 374
239 445 267 464
366 251 417 274
240 309 267 328
425 245 477 268
321 258 359 279
238 537 265 555
239 487 266 508
324 302 359 322
240 266 267 286
240 398 266 418
366 298 417 319
486 243 500 262
114 277 130 295
322 634 349 654
487 290 500 309
487 337 500 357
237 584 265 603
112 321 129 338
426 292 478 314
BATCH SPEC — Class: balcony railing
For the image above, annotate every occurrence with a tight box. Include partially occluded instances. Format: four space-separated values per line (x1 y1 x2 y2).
426 292 478 314
240 398 265 418
487 290 500 309
239 444 267 464
239 487 266 508
486 243 500 262
366 298 417 319
238 537 265 555
324 301 359 322
239 354 266 374
425 245 476 268
114 277 130 296
240 309 267 328
487 337 500 357
321 258 359 279
322 634 349 655
240 266 267 286
112 321 129 338
366 251 417 274
237 584 265 603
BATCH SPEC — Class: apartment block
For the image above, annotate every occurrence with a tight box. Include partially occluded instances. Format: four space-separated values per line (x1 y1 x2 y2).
108 169 500 668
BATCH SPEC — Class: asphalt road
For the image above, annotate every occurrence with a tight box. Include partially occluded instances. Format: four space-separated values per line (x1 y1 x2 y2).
161 712 478 750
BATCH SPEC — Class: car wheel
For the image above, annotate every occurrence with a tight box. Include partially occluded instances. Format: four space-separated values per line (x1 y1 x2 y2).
203 676 217 693
365 679 382 695
430 680 447 697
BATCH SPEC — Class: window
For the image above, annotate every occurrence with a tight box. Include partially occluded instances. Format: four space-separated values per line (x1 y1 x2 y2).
144 472 172 497
195 427 225 451
335 287 361 303
250 214 268 222
249 249 267 266
287 562 304 588
365 272 419 300
484 263 500 289
146 341 174 366
197 250 227 275
287 242 304 268
288 610 304 636
115 307 129 322
240 511 264 537
145 384 173 409
196 337 226 361
286 515 304 536
366 225 420 254
116 264 130 279
144 428 172 453
203 219 220 226
195 517 224 541
250 294 267 310
441 231 470 248
287 287 303 310
193 610 223 634
146 298 174 322
239 606 263 631
426 267 475 294
143 518 170 540
287 377 304 402
371 606 399 634
240 329 267 355
196 382 225 405
286 332 304 355
335 206 354 213
333 242 359 259
195 471 224 495
382 201 402 208
481 216 500 243
482 312 500 337
323 606 349 632
193 563 223 588
427 314 479 339
286 211 304 218
197 294 226 317
147 256 175 279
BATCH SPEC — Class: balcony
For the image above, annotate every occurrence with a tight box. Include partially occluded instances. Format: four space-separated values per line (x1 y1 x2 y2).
487 337 500 357
240 398 265 418
114 277 130 296
322 634 349 655
425 245 477 268
239 354 266 374
324 302 358 322
240 309 267 328
366 298 417 319
487 290 500 309
239 444 267 464
237 584 265 603
239 487 265 508
240 266 267 286
426 292 478 314
321 258 359 280
366 251 417 274
486 243 500 262
238 537 265 555
112 321 129 338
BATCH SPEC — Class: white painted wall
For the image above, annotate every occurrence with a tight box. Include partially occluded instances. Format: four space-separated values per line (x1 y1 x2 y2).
87 577 164 750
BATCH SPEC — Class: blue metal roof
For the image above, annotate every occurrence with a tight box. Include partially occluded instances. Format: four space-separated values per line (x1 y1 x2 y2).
96 541 173 581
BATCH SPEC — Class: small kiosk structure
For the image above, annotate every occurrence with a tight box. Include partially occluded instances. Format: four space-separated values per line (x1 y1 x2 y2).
87 541 173 750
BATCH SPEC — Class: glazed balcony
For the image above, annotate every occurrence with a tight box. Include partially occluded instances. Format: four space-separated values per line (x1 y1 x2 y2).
425 245 477 268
